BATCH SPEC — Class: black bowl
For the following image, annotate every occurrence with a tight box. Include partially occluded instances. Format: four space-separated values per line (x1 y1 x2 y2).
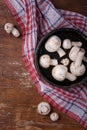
35 28 87 89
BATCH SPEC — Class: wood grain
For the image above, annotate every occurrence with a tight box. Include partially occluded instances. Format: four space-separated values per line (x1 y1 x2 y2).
0 0 87 130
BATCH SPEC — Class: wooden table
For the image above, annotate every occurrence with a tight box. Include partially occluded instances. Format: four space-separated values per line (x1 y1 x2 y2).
0 0 87 130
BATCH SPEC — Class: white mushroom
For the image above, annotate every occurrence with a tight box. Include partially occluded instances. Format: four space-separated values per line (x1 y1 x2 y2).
37 102 51 115
63 39 72 49
52 65 77 81
72 41 82 47
4 23 14 33
66 72 77 81
39 54 58 68
61 58 69 66
45 35 66 57
50 112 59 121
69 46 80 61
75 48 85 66
70 62 86 76
69 46 86 63
4 23 20 37
63 39 82 49
52 65 67 81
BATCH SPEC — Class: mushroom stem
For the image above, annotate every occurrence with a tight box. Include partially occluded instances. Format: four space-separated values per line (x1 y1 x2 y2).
57 48 66 57
50 112 59 121
66 72 77 81
72 41 82 47
50 59 58 66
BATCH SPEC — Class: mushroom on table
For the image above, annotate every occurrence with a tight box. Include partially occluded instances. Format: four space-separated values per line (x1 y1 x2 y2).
4 22 20 37
37 102 51 115
50 112 59 121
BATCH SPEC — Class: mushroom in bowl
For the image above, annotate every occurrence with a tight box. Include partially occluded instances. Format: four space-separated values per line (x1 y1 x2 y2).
45 35 66 57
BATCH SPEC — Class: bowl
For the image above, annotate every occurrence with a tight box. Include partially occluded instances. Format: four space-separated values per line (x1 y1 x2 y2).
34 28 87 89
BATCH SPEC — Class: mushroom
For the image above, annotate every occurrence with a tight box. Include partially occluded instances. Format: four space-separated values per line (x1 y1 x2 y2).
69 46 80 61
50 112 59 121
52 65 77 81
39 54 58 68
63 39 72 49
37 102 51 115
70 48 86 76
63 39 82 50
61 58 69 66
75 48 85 66
70 62 86 76
72 41 82 47
45 35 66 57
4 23 20 37
69 46 86 63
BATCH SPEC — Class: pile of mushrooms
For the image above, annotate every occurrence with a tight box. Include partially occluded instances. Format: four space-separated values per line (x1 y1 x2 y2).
39 35 87 82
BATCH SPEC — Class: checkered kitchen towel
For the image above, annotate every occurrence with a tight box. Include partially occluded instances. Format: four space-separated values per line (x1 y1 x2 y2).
5 0 87 128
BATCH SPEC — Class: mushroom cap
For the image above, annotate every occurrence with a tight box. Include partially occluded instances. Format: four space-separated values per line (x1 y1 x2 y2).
37 102 51 115
12 28 20 37
4 23 14 33
50 112 59 121
39 54 51 68
70 62 86 76
52 65 67 81
45 35 61 52
69 46 80 61
63 39 72 49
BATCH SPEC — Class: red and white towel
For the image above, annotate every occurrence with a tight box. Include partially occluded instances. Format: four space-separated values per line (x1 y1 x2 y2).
5 0 87 128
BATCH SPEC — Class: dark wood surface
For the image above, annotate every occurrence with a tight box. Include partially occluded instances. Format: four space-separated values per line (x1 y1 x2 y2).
0 0 87 130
